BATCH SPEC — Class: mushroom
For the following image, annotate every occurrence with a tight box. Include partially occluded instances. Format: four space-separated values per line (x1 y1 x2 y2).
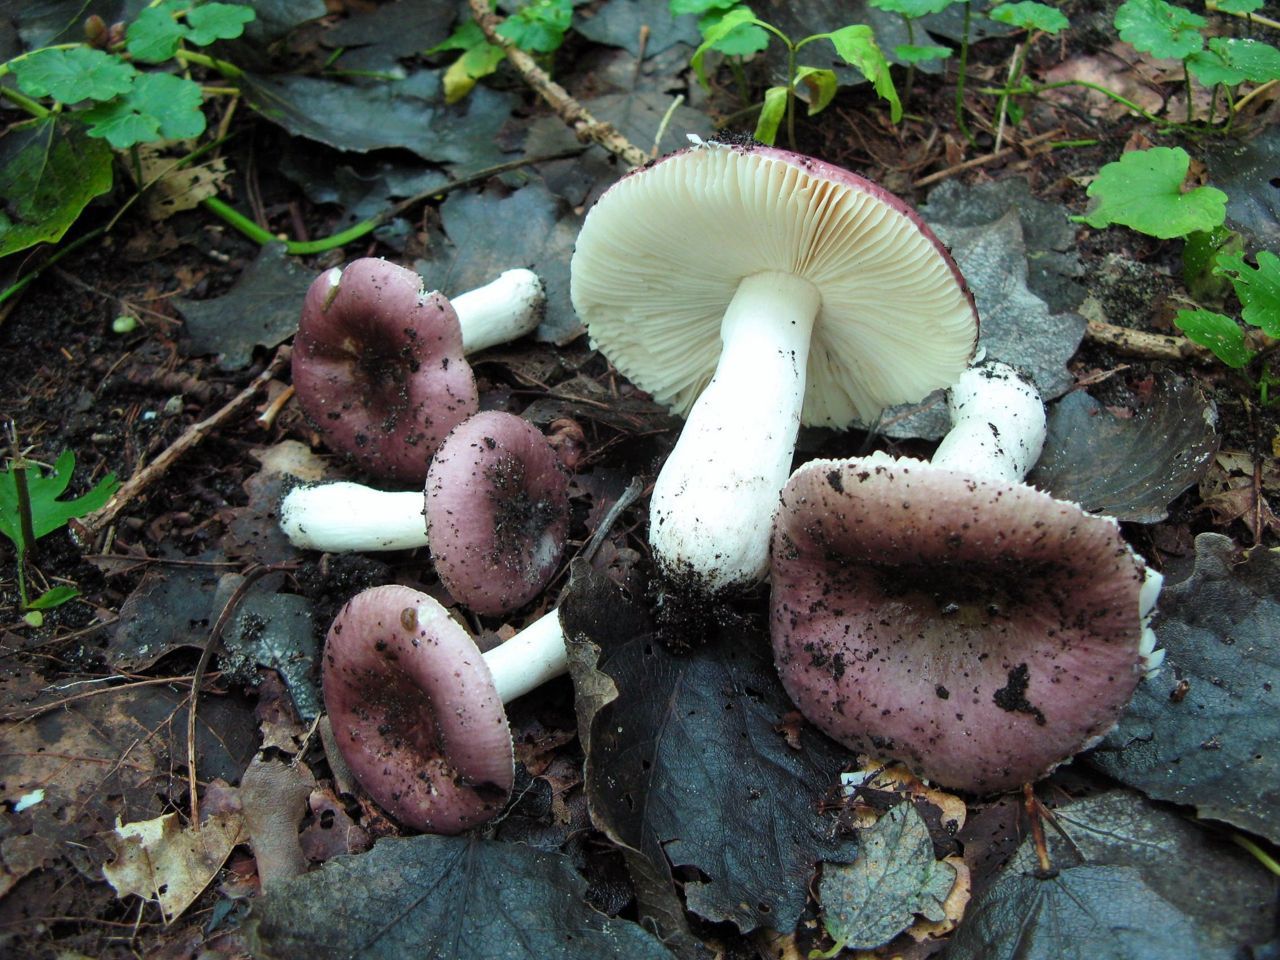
569 140 979 597
280 411 569 616
292 259 545 482
323 583 568 833
769 361 1163 793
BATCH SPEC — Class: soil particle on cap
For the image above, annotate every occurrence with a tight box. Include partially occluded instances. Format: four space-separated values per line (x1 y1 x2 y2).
992 663 1046 725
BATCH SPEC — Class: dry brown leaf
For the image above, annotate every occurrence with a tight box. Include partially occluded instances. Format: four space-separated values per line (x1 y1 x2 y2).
102 811 244 923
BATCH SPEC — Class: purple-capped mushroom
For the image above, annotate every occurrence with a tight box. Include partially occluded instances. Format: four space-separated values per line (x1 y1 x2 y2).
292 260 545 482
324 584 568 833
769 362 1163 793
570 139 979 597
279 412 569 617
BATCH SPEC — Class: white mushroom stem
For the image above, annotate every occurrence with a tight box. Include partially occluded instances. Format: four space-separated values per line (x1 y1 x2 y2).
649 271 821 592
931 361 1047 484
452 268 545 354
483 609 568 703
279 482 427 552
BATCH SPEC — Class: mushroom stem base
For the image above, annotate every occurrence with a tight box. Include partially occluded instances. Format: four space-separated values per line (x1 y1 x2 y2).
484 609 567 703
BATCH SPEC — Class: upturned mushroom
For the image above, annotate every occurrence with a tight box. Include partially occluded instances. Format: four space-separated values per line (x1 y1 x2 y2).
323 584 568 833
292 259 544 482
570 139 979 598
769 362 1162 793
280 411 569 616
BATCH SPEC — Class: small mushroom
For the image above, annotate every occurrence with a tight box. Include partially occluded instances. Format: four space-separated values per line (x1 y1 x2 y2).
291 260 545 482
570 139 979 598
323 584 568 833
280 412 569 617
769 362 1162 793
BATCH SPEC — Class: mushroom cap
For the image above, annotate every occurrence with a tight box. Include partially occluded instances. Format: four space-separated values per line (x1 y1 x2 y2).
425 411 570 616
322 584 514 833
292 259 479 482
569 141 979 427
770 455 1147 793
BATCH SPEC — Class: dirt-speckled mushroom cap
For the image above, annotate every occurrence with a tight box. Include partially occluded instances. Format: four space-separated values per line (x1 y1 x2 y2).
570 141 979 426
425 412 570 616
292 259 479 482
770 455 1147 793
323 584 514 833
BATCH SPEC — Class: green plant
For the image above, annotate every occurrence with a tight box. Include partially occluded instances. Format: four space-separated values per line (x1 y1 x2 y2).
1073 146 1227 239
0 443 119 625
430 0 574 103
676 3 900 147
0 1 255 259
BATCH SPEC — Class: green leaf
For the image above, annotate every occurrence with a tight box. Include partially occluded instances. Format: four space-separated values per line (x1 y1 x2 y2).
426 20 488 54
126 1 188 64
670 0 739 14
1114 0 1206 60
795 66 838 115
495 0 573 54
11 47 137 103
754 85 788 145
1216 250 1280 336
1174 309 1254 367
1076 147 1227 239
868 0 960 16
698 10 770 57
823 24 901 122
1187 37 1280 86
817 803 956 952
184 2 256 45
81 72 207 148
0 451 119 555
988 1 1069 34
0 118 114 258
28 585 81 611
441 43 505 103
1213 0 1264 12
1181 226 1241 300
690 5 760 86
894 43 953 63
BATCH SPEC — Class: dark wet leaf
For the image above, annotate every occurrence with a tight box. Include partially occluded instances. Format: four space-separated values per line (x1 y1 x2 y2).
244 834 674 959
576 0 700 56
0 117 113 257
11 0 131 48
239 0 327 46
417 181 583 345
108 561 224 671
176 243 314 370
324 0 455 70
560 562 857 934
219 579 321 722
1203 126 1280 251
241 70 517 169
818 802 955 950
1089 534 1280 844
1028 377 1219 522
947 791 1276 959
527 91 715 163
878 211 1085 439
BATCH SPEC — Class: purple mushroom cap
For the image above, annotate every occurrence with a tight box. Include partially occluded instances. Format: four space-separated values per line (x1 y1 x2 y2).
770 456 1148 793
292 259 479 482
323 584 514 833
425 411 570 616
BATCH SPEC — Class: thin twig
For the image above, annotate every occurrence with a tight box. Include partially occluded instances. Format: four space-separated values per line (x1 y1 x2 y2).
466 0 649 169
72 346 291 546
2 672 223 721
913 128 1062 187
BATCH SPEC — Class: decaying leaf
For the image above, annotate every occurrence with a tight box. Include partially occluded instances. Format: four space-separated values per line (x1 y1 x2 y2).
1090 534 1280 844
102 811 244 923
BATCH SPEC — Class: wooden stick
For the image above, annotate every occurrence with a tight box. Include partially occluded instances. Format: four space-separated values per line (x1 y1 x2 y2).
72 346 291 546
913 128 1063 188
466 0 649 169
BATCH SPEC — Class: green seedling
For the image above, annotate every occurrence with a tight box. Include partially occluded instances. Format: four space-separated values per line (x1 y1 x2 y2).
868 0 960 118
678 3 899 147
1073 146 1227 240
0 1 254 260
431 0 573 104
987 2 1069 128
0 446 118 625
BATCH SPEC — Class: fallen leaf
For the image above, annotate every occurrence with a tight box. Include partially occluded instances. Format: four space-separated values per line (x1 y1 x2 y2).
103 811 244 923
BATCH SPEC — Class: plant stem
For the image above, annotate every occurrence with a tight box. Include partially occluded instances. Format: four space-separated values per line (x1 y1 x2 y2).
174 48 242 80
954 0 974 145
1206 0 1280 31
0 85 52 118
979 79 1168 125
1184 64 1194 123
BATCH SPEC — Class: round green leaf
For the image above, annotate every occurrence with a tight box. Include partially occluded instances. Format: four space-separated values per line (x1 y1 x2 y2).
1114 0 1206 60
1188 37 1280 87
1174 309 1254 367
12 47 137 103
868 0 960 16
894 43 953 63
989 1 1069 34
1077 147 1227 239
184 2 257 46
126 2 187 64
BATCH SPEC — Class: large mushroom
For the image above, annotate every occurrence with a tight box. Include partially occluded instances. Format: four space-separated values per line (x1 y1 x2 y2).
323 584 568 833
570 140 979 597
292 259 544 482
280 411 569 616
769 362 1162 793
